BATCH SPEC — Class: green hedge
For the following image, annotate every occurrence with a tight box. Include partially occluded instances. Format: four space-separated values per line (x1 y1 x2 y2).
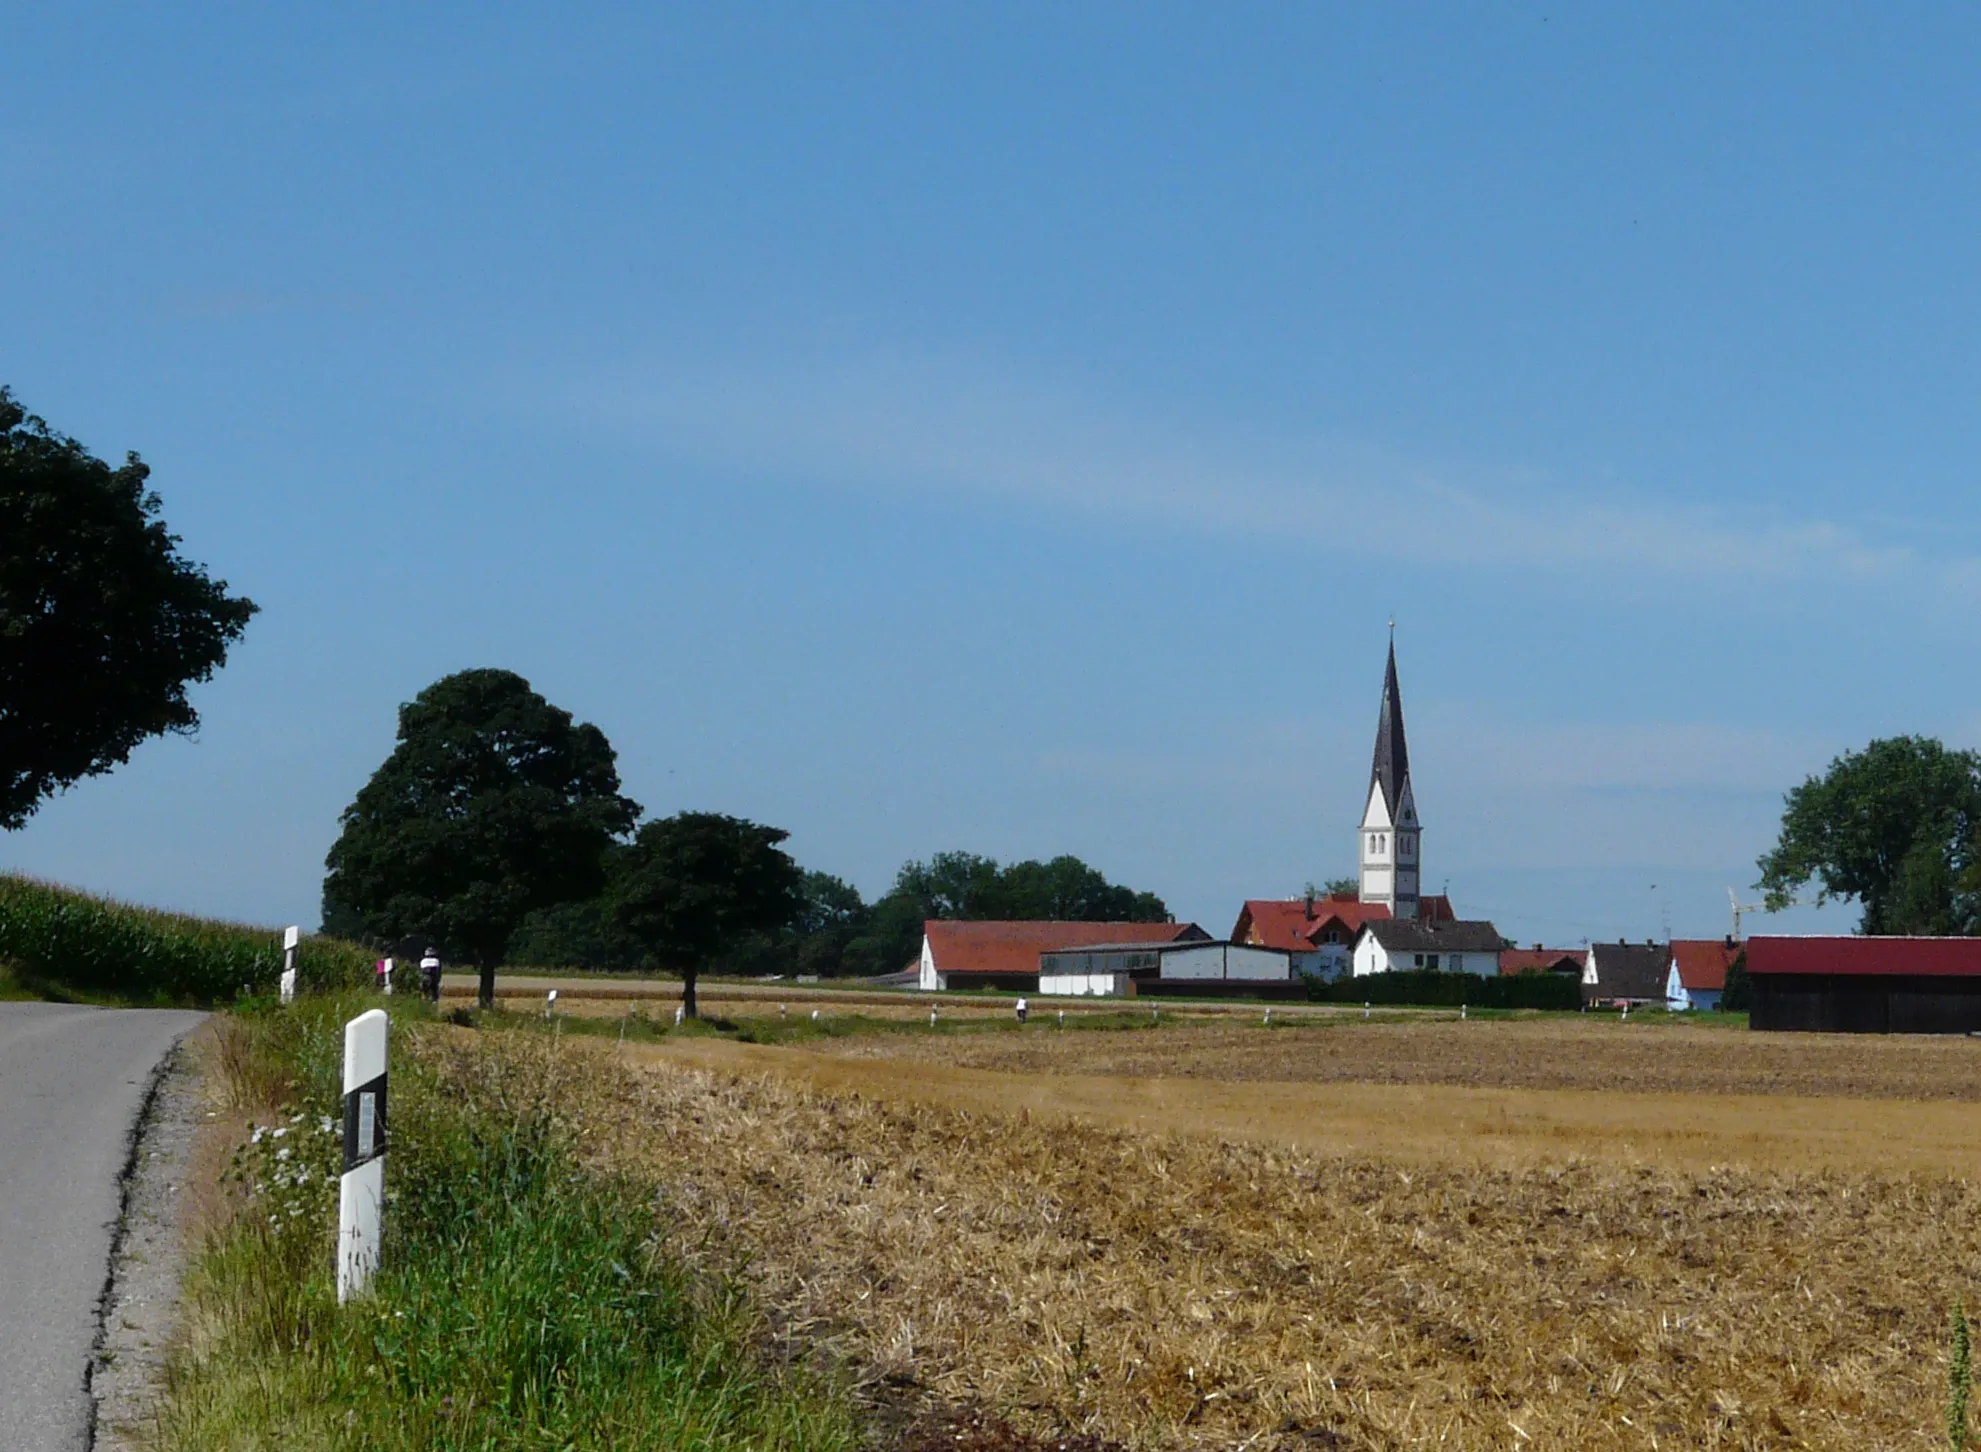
1304 967 1583 1010
0 874 373 1005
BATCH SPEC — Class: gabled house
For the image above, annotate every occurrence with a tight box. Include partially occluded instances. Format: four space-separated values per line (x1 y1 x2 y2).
1667 938 1737 1012
1350 918 1505 978
1583 941 1671 1008
1233 891 1456 980
1499 945 1586 977
917 919 1210 991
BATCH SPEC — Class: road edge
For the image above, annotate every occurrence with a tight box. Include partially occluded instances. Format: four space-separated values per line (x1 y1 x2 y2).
88 1023 206 1450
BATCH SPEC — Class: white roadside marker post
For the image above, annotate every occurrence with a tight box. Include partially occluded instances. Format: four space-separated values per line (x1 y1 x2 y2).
337 1009 389 1305
280 925 300 1004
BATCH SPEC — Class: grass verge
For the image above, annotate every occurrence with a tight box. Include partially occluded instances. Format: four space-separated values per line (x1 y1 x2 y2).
156 995 859 1451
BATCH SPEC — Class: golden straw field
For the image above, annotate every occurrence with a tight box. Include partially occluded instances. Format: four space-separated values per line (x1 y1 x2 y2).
503 1014 1981 1449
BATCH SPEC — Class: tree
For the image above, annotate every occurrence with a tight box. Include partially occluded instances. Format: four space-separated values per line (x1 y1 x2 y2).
0 388 257 829
605 812 802 1018
1321 877 1360 897
322 669 640 1006
1757 736 1981 936
1719 949 1751 1013
994 855 1168 920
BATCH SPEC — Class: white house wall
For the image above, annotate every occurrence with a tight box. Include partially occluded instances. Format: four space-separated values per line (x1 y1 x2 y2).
918 935 939 991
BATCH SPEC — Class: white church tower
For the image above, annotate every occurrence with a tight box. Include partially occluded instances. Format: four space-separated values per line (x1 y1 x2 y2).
1358 633 1421 919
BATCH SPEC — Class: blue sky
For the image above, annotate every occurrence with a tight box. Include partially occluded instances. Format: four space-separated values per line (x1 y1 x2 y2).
5 4 1978 946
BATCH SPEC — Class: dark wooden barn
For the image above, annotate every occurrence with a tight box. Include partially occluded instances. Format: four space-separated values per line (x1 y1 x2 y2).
1747 936 1981 1034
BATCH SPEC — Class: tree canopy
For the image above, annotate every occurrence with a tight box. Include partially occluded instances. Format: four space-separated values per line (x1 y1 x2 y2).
605 812 803 1017
1757 735 1981 935
322 669 640 1005
0 387 258 829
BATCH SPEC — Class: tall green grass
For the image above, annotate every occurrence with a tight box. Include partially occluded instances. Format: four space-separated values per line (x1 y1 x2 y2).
0 873 372 1004
160 996 859 1451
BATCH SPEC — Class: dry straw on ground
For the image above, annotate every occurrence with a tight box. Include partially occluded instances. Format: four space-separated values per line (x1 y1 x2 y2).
508 1025 1981 1452
815 1014 1981 1102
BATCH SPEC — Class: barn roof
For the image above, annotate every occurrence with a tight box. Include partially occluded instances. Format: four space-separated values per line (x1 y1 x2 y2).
1747 935 1981 978
1671 939 1737 991
925 919 1206 978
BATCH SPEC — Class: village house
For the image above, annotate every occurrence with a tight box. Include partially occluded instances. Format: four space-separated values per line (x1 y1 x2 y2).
1582 941 1670 1008
1666 938 1738 1012
1499 945 1586 977
1350 918 1505 977
1232 890 1456 980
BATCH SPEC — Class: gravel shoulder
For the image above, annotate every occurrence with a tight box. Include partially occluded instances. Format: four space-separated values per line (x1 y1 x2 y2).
92 1029 211 1452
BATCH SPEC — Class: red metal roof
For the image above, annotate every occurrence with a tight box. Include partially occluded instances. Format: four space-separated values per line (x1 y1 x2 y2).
1746 936 1981 978
1232 893 1456 952
1671 939 1737 991
925 920 1202 978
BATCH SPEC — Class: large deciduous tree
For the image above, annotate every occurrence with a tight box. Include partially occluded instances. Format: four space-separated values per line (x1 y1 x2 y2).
1757 735 1981 936
605 812 802 1018
0 388 257 829
322 669 640 1007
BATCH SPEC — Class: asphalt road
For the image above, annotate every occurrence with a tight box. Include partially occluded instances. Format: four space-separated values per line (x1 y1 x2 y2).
0 1003 205 1452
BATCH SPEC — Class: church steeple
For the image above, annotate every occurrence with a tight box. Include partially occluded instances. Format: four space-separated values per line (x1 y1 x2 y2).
1369 634 1410 822
1359 628 1422 918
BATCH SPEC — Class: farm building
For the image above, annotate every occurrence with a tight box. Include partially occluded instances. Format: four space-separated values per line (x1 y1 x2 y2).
1038 940 1298 998
1350 918 1504 977
1582 941 1670 1007
1232 890 1457 980
1747 935 1981 1033
1666 938 1738 1012
917 919 1210 992
1499 945 1585 977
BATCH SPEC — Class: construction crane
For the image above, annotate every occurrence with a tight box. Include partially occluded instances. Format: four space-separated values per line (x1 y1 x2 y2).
1727 887 1775 942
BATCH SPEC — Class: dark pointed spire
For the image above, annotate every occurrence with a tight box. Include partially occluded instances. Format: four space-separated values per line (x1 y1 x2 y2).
1369 634 1410 818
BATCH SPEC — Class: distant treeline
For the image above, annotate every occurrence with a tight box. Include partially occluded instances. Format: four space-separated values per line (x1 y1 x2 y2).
506 850 1170 978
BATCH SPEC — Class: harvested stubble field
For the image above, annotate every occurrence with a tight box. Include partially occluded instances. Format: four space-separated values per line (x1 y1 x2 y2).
812 1013 1981 1102
516 1017 1981 1452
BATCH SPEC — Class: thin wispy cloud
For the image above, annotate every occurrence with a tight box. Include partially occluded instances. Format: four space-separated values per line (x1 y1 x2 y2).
567 353 1954 596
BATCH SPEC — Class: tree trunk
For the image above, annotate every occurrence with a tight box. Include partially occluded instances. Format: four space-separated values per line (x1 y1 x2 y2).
478 961 495 1011
682 967 698 1020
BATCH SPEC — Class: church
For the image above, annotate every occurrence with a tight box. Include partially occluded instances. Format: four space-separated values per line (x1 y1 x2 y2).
1234 633 1504 978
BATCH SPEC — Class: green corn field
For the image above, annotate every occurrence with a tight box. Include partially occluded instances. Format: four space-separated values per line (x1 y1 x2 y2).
0 874 372 1005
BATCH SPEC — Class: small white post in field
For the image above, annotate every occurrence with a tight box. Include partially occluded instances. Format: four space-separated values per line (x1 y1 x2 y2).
1460 1004 1467 1020
337 1009 389 1304
779 1003 787 1019
929 1008 937 1027
811 1008 820 1022
1264 1008 1272 1026
1057 1009 1064 1028
546 989 558 1016
1364 1002 1371 1019
381 956 394 995
673 1004 684 1026
279 926 300 1004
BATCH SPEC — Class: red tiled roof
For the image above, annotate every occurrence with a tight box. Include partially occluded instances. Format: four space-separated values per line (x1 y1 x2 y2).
1232 893 1456 952
1499 947 1586 976
1671 939 1737 991
924 920 1202 979
1747 936 1981 978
